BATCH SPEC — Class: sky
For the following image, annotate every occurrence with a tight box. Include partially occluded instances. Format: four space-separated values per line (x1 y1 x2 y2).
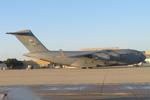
0 0 150 60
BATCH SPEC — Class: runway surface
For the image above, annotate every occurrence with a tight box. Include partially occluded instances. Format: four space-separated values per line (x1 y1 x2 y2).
1 84 150 100
0 66 150 100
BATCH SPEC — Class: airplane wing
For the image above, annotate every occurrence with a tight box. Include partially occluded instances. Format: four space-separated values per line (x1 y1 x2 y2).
68 50 113 58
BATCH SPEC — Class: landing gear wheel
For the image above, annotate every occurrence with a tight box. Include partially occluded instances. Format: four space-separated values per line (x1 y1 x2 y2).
81 67 86 69
88 67 93 69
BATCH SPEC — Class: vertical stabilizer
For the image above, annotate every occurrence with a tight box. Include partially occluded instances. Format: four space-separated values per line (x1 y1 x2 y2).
7 30 48 53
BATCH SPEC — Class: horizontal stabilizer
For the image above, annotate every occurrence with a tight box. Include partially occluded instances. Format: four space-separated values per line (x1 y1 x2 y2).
6 30 34 36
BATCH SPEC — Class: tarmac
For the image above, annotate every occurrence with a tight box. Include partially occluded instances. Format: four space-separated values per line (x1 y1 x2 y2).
0 66 150 100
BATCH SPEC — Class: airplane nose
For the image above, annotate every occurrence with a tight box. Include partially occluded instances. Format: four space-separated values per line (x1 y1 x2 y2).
143 55 146 61
141 55 146 62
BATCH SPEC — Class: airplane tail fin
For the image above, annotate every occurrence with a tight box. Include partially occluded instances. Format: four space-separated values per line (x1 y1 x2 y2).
7 30 49 53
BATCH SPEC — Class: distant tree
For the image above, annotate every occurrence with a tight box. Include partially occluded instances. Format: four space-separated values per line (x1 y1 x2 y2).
0 61 3 64
3 58 23 69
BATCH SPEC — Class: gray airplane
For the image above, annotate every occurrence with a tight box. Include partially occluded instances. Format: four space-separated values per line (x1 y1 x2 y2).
7 30 146 68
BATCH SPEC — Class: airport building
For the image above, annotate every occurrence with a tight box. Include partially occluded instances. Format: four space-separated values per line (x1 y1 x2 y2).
142 51 150 65
21 59 50 69
144 51 150 57
0 63 7 70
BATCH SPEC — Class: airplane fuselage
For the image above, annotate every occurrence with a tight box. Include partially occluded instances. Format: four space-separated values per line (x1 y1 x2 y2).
24 49 146 67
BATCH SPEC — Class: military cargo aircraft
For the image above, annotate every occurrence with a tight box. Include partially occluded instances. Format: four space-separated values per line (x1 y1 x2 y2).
7 30 146 68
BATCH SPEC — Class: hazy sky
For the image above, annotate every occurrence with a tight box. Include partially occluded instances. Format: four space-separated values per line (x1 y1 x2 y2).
0 0 150 60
